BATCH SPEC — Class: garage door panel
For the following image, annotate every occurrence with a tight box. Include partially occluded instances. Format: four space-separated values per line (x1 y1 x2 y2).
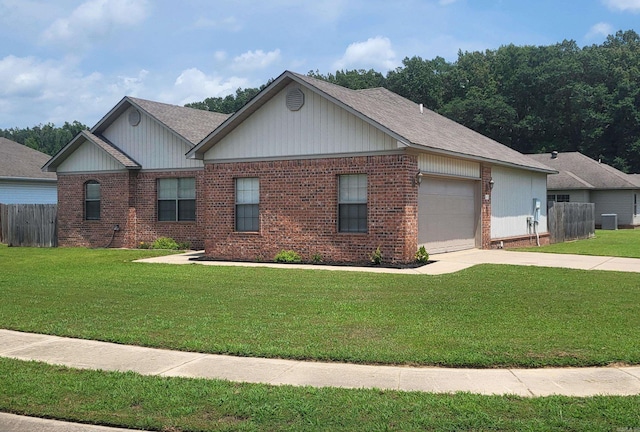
418 178 478 254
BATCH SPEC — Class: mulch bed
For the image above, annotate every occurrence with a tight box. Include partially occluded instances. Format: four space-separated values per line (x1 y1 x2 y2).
190 255 433 269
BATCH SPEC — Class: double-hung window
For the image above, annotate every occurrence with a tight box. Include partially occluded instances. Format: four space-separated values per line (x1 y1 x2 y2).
338 174 367 233
85 180 100 220
158 178 196 221
236 177 259 232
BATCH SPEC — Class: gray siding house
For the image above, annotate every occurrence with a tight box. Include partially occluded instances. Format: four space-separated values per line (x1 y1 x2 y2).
528 152 640 228
0 137 57 204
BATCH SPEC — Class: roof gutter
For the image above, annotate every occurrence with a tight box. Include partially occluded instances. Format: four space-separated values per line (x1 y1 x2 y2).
0 176 57 182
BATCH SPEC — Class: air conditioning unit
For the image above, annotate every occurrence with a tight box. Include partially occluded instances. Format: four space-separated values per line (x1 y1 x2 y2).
601 214 618 230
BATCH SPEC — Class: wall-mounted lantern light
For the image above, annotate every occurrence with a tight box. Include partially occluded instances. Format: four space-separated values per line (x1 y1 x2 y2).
413 172 423 186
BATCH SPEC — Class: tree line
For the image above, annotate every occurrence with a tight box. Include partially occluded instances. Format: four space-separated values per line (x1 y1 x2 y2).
1 121 87 157
190 29 640 173
4 30 638 173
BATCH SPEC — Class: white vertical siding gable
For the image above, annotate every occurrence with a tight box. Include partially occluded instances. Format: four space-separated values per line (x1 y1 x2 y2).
204 83 397 161
57 140 124 173
103 107 203 170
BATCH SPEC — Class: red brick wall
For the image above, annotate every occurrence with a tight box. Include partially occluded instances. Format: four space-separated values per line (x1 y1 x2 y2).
201 154 419 264
132 170 204 250
57 170 205 249
57 172 132 248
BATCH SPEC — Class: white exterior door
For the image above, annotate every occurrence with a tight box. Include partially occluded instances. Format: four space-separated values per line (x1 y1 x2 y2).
418 177 478 254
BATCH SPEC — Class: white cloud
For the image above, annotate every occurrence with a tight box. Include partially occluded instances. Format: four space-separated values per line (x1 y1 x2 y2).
42 0 149 48
162 68 250 106
586 22 614 39
232 49 282 72
0 54 113 126
108 69 149 96
332 36 398 71
193 16 242 32
214 51 228 62
603 0 640 12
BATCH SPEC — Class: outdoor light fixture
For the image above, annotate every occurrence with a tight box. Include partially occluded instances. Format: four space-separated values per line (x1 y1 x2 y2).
489 178 495 190
413 171 423 186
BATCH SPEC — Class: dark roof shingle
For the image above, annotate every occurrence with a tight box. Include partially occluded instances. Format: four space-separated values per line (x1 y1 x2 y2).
0 137 57 180
527 152 640 189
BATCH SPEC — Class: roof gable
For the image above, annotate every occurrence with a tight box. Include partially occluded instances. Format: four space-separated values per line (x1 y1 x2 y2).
44 96 230 173
527 152 640 190
43 131 140 173
0 137 56 180
189 71 555 174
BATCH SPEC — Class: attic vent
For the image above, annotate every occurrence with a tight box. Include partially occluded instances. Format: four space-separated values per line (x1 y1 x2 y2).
286 88 304 111
128 109 141 126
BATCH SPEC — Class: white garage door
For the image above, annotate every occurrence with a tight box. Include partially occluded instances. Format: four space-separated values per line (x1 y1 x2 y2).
418 177 478 254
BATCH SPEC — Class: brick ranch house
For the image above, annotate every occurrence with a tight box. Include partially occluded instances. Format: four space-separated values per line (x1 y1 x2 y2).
44 70 555 263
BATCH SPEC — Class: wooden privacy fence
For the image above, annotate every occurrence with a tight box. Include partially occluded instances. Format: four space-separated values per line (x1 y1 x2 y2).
0 204 57 247
547 202 595 243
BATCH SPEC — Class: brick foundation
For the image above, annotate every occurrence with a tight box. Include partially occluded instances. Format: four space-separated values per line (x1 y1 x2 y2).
490 233 551 249
202 154 419 264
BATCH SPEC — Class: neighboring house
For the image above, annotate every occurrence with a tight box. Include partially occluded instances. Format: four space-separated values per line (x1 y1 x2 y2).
45 71 555 262
43 97 230 249
527 151 640 228
0 137 57 204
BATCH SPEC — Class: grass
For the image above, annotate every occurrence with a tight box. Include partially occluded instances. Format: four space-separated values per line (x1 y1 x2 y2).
1 358 639 432
518 229 640 258
1 246 639 368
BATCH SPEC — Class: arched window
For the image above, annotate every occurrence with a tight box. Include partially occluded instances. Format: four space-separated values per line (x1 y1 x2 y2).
85 180 100 220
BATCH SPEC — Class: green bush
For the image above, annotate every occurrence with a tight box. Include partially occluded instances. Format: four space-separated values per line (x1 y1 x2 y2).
176 241 191 250
274 250 302 263
415 246 429 264
370 246 382 265
311 253 323 263
152 237 180 250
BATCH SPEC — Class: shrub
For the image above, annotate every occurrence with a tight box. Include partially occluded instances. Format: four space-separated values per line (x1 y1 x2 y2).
138 241 151 249
177 241 191 250
370 246 382 265
152 237 179 250
311 253 323 263
274 250 302 263
415 245 429 264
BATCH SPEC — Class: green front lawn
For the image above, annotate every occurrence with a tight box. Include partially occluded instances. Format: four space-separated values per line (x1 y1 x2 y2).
1 358 639 432
1 246 639 368
518 229 640 258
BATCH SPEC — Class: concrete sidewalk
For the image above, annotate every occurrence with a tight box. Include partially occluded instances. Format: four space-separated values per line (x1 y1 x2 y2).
134 249 640 275
3 329 640 398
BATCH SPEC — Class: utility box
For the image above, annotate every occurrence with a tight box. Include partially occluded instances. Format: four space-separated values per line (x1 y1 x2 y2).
601 214 618 230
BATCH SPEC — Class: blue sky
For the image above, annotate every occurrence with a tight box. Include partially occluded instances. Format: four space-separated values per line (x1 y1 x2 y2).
0 0 638 129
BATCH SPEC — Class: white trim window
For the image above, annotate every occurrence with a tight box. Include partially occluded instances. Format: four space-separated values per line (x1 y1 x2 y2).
338 174 367 233
85 180 100 220
236 177 259 232
158 178 196 221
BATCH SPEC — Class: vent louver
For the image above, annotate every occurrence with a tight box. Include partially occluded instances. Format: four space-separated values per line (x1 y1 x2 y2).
286 88 304 111
128 109 141 126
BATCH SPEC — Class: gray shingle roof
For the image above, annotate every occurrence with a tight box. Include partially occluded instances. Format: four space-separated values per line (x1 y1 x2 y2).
90 96 230 146
191 71 555 173
0 137 56 180
527 152 640 190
